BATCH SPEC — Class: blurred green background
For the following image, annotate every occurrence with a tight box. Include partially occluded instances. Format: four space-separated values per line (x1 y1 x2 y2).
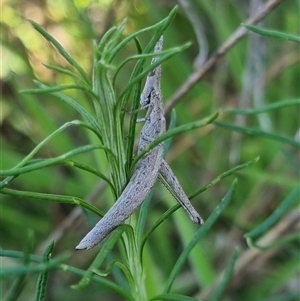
1 0 299 300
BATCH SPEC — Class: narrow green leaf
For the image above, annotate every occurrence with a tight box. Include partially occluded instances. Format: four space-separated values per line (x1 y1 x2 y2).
42 63 83 81
1 188 104 217
210 249 238 301
164 179 237 293
30 21 91 84
0 175 19 189
259 292 300 301
245 186 300 239
12 121 94 166
97 25 119 53
214 121 300 149
117 38 143 138
102 19 126 57
136 192 154 253
0 120 101 188
225 98 300 115
34 241 55 301
125 71 143 173
66 160 116 197
109 7 181 138
0 250 133 300
34 81 102 135
20 84 92 95
116 36 161 113
1 152 115 191
243 24 300 43
189 156 259 199
0 253 70 278
132 112 218 171
108 6 178 63
94 260 134 285
0 144 111 176
141 158 258 253
118 44 191 103
113 46 190 88
4 273 26 301
0 249 135 301
150 293 200 301
140 204 178 255
247 232 300 250
112 261 135 292
72 226 126 289
4 231 34 301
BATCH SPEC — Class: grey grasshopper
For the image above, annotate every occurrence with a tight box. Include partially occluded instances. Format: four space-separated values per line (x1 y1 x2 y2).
76 36 202 250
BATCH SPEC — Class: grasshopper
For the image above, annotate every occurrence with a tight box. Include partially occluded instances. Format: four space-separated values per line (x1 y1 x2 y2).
76 37 202 250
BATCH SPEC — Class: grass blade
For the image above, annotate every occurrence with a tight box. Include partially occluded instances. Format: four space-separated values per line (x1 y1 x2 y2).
132 112 218 171
243 24 300 43
108 6 178 63
0 144 111 176
209 249 238 301
34 241 55 301
30 21 91 84
4 231 34 301
225 98 300 115
34 81 102 134
150 294 200 301
66 160 116 196
1 188 104 217
189 157 259 199
0 250 133 300
42 63 84 81
20 84 92 95
118 44 191 102
0 120 101 186
72 226 127 289
0 253 70 278
215 121 300 149
164 179 237 293
141 158 258 253
245 186 300 240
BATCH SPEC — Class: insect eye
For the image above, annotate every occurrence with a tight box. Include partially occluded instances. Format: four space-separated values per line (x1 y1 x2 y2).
145 92 152 104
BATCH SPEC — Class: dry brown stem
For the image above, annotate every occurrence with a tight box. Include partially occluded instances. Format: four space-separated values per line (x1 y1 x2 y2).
165 0 288 114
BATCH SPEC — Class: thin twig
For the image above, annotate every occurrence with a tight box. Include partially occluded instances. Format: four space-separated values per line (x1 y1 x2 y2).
165 0 287 114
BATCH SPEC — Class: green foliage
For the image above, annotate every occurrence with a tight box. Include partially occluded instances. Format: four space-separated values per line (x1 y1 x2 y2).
1 1 299 300
242 24 300 43
34 241 55 301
